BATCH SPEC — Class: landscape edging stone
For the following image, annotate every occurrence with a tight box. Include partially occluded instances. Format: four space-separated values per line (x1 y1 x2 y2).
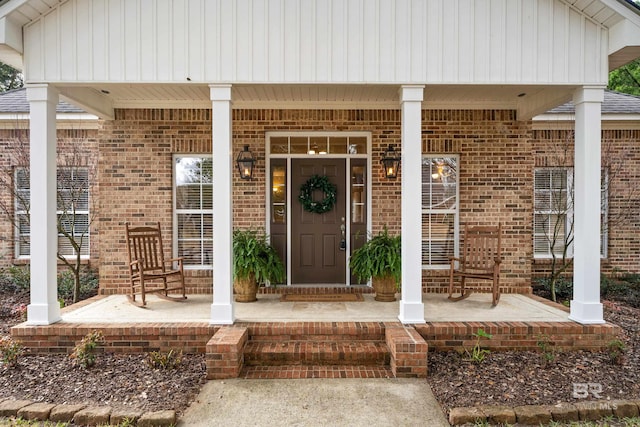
450 399 640 425
0 398 177 426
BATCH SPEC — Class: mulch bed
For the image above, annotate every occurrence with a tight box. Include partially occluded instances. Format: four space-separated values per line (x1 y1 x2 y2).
0 353 206 414
2 289 639 417
0 290 206 415
428 299 640 413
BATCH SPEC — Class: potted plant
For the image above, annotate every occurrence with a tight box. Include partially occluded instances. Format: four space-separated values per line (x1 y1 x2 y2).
233 228 285 302
349 227 401 302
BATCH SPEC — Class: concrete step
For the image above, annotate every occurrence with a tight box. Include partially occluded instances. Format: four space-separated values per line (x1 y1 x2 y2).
244 340 390 366
240 364 394 379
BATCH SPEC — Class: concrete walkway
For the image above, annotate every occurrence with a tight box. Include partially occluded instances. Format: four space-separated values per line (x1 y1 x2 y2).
178 378 450 427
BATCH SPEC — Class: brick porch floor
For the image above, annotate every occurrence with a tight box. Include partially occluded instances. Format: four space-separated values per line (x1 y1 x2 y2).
10 291 622 379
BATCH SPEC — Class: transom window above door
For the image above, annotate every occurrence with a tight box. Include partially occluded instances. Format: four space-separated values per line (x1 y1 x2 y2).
269 135 368 155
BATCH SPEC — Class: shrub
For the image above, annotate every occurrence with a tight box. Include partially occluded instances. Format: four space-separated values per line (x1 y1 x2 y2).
601 273 640 308
147 349 183 370
70 330 105 368
536 334 556 365
57 267 99 302
0 266 31 293
466 328 492 364
607 339 626 365
0 336 25 368
535 277 573 301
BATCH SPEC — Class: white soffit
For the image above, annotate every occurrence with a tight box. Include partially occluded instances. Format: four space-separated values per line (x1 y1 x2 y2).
55 83 572 112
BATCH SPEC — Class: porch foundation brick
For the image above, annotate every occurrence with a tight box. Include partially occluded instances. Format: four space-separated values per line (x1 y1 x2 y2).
479 405 516 425
384 324 428 378
610 400 640 418
574 400 613 421
514 405 552 425
137 410 177 427
72 406 112 426
448 407 486 425
206 326 248 379
16 402 56 421
0 400 34 417
10 323 218 354
49 403 87 422
110 408 142 425
413 320 620 352
549 402 579 422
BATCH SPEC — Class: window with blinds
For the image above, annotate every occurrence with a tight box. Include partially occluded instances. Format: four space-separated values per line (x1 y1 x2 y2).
15 167 90 259
533 168 572 258
422 156 458 268
533 168 607 258
174 156 213 269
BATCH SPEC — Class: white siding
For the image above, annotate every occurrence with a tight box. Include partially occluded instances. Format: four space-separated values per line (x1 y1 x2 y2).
23 0 609 84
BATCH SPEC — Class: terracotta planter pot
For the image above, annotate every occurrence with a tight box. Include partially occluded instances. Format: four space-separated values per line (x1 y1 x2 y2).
373 276 398 302
233 275 258 303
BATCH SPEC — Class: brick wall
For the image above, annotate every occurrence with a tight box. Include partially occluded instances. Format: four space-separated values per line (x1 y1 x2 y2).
531 128 640 279
0 127 99 269
97 108 534 295
98 109 213 294
423 110 533 294
4 108 636 298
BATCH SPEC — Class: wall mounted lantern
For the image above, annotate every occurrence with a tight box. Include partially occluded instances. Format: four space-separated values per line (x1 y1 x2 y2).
236 145 255 180
381 144 401 179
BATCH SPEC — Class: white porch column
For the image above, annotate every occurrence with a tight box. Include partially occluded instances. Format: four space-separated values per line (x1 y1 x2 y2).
398 85 425 324
569 86 605 325
26 84 61 325
209 84 234 324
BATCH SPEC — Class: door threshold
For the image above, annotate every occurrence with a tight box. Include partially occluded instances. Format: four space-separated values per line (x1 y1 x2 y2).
259 285 373 294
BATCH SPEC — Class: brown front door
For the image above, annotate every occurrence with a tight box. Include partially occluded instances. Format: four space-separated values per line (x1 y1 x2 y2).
291 158 346 284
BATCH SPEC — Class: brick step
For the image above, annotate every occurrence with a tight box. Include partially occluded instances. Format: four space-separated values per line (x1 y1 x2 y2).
243 341 390 366
243 322 386 342
240 365 394 379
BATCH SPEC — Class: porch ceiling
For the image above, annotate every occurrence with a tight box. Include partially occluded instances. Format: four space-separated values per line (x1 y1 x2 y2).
55 83 577 120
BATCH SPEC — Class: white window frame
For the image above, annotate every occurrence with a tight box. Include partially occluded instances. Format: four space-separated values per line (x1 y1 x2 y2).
173 154 213 270
265 131 372 286
533 167 607 259
421 154 459 269
15 167 90 260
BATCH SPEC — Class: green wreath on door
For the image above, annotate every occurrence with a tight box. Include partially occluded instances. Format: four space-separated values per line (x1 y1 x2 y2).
298 175 337 214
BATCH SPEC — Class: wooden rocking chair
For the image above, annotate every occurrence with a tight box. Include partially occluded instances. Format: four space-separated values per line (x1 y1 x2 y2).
448 223 502 306
125 222 187 307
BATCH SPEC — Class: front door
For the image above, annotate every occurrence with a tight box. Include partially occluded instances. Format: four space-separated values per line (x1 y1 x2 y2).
291 158 346 284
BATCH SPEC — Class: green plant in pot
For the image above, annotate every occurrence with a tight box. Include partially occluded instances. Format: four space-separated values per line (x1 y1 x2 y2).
349 227 401 302
233 228 285 302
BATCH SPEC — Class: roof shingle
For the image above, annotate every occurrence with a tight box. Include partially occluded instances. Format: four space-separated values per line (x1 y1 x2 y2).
0 87 85 113
547 90 640 115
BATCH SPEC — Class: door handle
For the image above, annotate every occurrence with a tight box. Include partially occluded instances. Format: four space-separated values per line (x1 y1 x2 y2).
339 222 346 251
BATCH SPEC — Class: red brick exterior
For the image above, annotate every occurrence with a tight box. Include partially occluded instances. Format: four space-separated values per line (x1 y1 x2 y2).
4 109 639 297
385 323 429 378
206 326 248 379
0 128 99 268
422 110 533 294
96 108 535 295
531 128 640 278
